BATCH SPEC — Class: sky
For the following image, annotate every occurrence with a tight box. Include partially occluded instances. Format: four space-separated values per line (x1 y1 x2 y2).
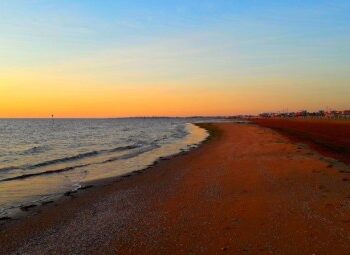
0 0 349 117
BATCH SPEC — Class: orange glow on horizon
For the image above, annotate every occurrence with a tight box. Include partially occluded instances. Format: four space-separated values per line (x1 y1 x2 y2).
1 1 349 118
1 69 349 118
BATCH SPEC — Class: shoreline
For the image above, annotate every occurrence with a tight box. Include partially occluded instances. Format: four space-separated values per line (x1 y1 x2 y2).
0 123 211 222
1 122 350 254
0 123 220 254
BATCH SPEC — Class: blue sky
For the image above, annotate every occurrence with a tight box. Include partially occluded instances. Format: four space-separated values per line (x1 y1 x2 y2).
2 0 349 67
0 1 349 116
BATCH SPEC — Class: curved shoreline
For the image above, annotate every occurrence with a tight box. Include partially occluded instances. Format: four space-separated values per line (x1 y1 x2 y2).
0 123 210 221
1 122 350 254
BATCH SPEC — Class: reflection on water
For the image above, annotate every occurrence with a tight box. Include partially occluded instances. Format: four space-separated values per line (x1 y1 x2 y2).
0 118 210 217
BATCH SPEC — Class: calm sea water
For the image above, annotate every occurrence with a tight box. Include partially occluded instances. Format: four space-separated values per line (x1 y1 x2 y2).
0 118 210 217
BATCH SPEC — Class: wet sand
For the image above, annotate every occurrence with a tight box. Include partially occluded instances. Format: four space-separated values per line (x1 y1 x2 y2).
1 122 350 254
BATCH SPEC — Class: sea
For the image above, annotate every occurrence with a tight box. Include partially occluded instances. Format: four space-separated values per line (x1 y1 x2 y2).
0 118 217 218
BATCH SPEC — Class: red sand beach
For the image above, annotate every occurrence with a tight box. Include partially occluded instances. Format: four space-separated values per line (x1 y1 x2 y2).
253 118 350 164
1 122 350 254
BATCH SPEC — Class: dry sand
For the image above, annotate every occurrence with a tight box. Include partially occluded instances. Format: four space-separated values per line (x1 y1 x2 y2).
254 118 350 164
0 122 350 254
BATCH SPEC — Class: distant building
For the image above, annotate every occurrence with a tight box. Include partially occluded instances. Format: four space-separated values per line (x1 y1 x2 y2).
343 110 350 116
295 110 307 117
257 108 349 120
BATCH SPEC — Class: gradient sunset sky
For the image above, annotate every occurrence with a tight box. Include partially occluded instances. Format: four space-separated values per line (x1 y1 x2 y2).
1 0 349 117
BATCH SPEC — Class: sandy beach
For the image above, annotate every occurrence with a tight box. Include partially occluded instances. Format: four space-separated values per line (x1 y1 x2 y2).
254 118 350 164
1 122 350 254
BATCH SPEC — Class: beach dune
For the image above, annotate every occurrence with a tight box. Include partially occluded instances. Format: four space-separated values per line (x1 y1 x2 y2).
1 122 350 254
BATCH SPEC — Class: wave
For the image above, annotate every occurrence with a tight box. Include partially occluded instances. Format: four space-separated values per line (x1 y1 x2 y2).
171 124 188 138
0 164 89 182
0 166 18 172
0 144 143 173
103 144 160 162
0 144 159 182
109 144 140 152
28 151 100 169
19 145 48 156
